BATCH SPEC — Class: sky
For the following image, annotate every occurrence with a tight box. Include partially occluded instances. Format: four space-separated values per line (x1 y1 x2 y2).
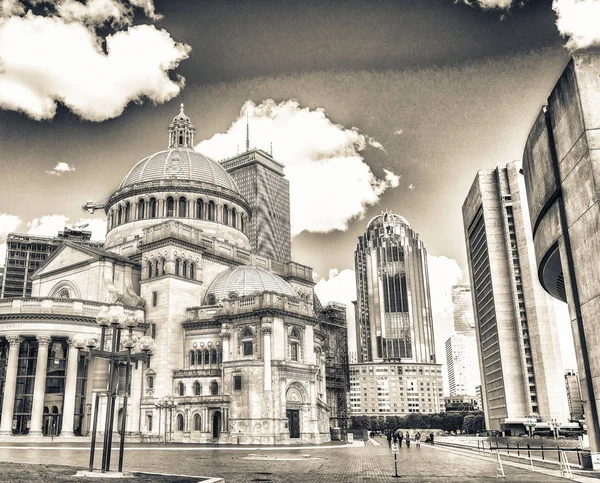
1 0 598 381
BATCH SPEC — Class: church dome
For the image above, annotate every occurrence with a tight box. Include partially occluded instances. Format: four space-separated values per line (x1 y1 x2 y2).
367 211 410 229
205 266 298 303
118 148 240 193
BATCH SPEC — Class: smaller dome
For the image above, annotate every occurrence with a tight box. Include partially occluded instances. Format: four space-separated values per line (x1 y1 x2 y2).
368 211 410 229
205 266 298 303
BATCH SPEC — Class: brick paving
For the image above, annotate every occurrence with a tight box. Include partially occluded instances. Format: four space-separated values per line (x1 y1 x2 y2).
0 436 578 482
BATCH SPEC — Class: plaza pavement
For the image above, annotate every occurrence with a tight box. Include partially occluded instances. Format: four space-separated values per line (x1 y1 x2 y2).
0 436 593 482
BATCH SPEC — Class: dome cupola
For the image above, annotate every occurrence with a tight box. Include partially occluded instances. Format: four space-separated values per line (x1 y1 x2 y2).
168 103 196 148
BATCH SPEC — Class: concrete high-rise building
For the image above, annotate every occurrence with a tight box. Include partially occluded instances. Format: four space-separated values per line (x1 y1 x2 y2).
445 334 479 397
350 212 443 417
564 370 584 421
451 285 476 334
0 228 99 299
462 161 570 431
522 53 600 452
220 149 291 263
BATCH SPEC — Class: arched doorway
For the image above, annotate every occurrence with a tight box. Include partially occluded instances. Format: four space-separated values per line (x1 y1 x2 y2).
286 383 308 439
212 411 221 439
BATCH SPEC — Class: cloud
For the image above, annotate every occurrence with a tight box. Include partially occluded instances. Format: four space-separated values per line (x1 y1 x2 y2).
458 0 516 8
394 129 403 135
46 161 76 176
427 254 464 318
0 0 24 16
383 169 401 187
26 214 107 241
553 0 600 50
197 100 399 236
0 9 189 121
408 183 415 190
56 0 161 26
0 213 22 266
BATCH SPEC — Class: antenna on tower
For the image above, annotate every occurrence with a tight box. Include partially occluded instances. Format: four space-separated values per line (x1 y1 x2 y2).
270 142 273 156
246 111 250 151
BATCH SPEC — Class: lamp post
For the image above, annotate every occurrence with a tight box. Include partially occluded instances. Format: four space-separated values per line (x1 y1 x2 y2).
154 398 165 444
524 418 536 438
548 418 561 439
163 395 177 444
84 304 156 474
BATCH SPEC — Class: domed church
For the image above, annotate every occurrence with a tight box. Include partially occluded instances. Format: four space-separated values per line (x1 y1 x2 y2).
0 106 332 444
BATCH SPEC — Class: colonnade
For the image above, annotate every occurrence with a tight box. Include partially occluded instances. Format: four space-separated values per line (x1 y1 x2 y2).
0 335 82 436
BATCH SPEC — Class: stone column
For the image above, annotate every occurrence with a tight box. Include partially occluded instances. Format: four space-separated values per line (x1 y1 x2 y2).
220 331 230 363
0 336 22 435
29 336 52 436
216 203 223 223
309 381 317 420
60 338 80 435
262 324 272 392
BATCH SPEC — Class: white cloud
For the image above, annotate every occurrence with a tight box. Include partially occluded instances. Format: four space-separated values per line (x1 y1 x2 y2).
77 217 107 241
26 214 107 241
553 0 600 51
0 213 22 266
394 129 403 135
0 0 24 16
427 254 464 318
56 0 131 26
408 183 415 190
383 168 401 188
197 100 399 236
459 0 515 8
46 161 76 176
0 12 189 121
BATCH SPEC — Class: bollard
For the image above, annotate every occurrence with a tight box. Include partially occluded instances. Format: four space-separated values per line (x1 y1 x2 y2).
541 444 545 461
527 443 531 460
507 443 510 456
517 442 520 458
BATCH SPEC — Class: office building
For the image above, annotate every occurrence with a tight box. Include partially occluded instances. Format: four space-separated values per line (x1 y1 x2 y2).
220 149 291 263
350 212 443 417
445 334 479 397
451 285 476 334
462 160 570 431
522 52 600 452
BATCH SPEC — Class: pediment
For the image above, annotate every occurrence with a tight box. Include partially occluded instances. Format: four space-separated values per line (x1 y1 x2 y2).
31 243 97 280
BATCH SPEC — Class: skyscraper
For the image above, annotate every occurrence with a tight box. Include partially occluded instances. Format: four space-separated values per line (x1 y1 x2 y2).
220 149 291 263
349 212 444 417
445 285 480 397
462 160 570 431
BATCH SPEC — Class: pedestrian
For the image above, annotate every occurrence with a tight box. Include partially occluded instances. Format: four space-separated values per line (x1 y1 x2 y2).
387 431 392 448
398 432 403 447
405 431 410 448
415 431 421 448
429 432 435 445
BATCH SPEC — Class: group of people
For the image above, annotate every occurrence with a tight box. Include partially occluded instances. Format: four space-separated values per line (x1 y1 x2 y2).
385 430 435 448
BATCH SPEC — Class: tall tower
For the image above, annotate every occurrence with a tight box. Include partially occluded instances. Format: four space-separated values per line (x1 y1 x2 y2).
220 149 291 263
451 285 476 334
462 160 570 431
354 212 436 364
349 212 444 418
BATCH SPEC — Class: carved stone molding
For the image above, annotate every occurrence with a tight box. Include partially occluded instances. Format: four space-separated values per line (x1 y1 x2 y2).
220 331 231 340
261 326 272 336
6 335 23 347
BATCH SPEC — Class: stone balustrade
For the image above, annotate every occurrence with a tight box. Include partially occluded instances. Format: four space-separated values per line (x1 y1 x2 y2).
0 297 145 321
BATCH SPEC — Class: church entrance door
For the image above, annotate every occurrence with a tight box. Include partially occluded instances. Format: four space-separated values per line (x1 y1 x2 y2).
287 409 300 438
212 411 221 439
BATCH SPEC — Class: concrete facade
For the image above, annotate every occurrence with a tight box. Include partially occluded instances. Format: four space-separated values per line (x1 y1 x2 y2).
522 53 600 451
462 161 570 431
445 333 479 397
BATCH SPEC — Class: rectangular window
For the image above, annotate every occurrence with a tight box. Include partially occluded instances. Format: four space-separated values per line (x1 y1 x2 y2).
234 375 242 390
152 291 158 307
147 414 153 432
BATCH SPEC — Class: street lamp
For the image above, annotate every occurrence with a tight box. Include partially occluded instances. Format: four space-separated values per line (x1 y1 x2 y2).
85 305 155 474
548 418 561 439
524 418 536 438
154 398 165 444
162 395 178 444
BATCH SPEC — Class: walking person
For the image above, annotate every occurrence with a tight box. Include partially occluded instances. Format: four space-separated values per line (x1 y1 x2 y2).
405 431 410 448
398 431 403 447
415 431 421 448
387 431 392 448
429 432 435 445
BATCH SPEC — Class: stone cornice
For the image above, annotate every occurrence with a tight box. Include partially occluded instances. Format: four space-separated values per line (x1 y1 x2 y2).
214 309 317 325
0 314 99 325
182 320 223 330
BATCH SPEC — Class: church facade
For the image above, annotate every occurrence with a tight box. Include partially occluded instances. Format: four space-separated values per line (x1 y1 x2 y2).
0 107 331 444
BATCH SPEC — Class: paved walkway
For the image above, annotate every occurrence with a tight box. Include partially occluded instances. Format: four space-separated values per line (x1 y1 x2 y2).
0 436 589 482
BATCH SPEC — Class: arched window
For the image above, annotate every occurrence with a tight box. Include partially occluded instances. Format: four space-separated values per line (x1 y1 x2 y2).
182 260 188 278
208 201 215 221
178 382 185 396
177 414 184 431
117 205 123 225
241 216 245 234
153 260 158 277
196 199 203 219
194 414 201 431
124 202 131 223
175 259 180 276
178 197 187 217
138 199 145 220
166 197 175 217
207 294 216 305
190 350 196 367
211 350 217 364
147 261 153 279
57 288 70 299
194 381 201 396
231 208 237 228
149 198 157 218
223 205 229 225
204 351 210 365
242 328 253 356
189 263 195 280
161 258 166 275
289 328 300 362
179 134 184 145
210 381 219 395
